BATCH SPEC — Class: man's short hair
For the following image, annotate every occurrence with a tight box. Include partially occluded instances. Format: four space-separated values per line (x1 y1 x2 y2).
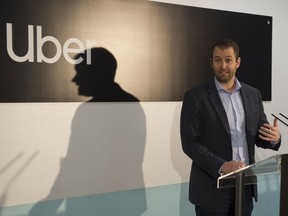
211 39 240 59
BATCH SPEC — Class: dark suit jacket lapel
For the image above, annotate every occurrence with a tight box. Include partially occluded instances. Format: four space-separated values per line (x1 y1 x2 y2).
207 81 231 136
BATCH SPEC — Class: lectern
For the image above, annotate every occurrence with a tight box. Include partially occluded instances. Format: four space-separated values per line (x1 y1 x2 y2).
217 154 288 216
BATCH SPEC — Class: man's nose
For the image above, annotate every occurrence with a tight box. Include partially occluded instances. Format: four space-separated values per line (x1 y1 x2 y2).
220 60 227 69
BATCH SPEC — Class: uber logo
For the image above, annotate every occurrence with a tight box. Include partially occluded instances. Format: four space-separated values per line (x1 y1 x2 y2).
6 23 96 64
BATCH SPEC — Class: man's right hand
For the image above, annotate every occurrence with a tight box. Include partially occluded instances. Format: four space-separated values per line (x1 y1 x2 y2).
221 160 246 174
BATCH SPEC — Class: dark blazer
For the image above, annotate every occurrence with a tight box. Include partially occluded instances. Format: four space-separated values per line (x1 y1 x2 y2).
180 79 281 208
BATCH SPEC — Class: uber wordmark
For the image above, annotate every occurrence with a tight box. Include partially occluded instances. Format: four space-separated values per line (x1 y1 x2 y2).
6 23 96 64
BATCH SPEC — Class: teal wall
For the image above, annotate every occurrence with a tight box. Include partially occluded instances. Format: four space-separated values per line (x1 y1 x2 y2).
0 182 280 216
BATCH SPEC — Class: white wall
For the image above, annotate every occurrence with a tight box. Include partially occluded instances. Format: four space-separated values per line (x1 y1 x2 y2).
0 0 288 209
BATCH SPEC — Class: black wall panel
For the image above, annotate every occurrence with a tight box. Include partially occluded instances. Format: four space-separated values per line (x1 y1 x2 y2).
0 0 272 102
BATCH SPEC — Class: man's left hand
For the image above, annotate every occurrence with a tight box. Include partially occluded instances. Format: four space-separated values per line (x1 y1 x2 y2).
258 118 281 143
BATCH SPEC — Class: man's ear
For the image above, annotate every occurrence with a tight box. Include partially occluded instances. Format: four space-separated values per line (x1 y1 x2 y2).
236 57 241 69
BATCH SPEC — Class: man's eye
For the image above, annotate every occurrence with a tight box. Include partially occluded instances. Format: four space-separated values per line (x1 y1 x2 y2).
225 59 232 63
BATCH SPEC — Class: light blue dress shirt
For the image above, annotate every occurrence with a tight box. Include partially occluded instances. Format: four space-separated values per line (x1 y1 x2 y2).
214 77 249 165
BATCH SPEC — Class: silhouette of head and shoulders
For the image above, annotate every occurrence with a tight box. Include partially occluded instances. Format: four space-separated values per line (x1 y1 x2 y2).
72 47 139 102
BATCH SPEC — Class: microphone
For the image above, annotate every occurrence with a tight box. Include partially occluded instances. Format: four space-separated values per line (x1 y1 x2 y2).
272 113 288 127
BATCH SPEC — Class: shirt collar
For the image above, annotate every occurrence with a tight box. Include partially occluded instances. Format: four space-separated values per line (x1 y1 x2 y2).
214 76 241 93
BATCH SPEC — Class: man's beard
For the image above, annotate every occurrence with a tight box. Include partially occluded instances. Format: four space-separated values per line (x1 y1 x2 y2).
215 70 236 83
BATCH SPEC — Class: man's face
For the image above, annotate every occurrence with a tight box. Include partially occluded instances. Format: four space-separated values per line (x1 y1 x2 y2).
210 47 240 84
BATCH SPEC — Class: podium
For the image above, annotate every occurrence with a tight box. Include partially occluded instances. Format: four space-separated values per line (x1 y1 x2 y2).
217 154 288 216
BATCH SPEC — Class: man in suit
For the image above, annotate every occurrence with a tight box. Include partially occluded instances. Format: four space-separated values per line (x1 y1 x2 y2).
180 39 281 216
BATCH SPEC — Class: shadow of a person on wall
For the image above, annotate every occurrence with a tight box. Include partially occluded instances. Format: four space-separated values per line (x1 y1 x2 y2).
29 47 147 216
72 47 139 102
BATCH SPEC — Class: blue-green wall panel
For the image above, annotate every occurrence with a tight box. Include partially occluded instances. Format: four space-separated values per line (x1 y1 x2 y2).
0 182 280 216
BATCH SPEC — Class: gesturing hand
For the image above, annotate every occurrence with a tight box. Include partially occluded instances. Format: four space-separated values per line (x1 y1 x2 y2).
258 118 281 143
